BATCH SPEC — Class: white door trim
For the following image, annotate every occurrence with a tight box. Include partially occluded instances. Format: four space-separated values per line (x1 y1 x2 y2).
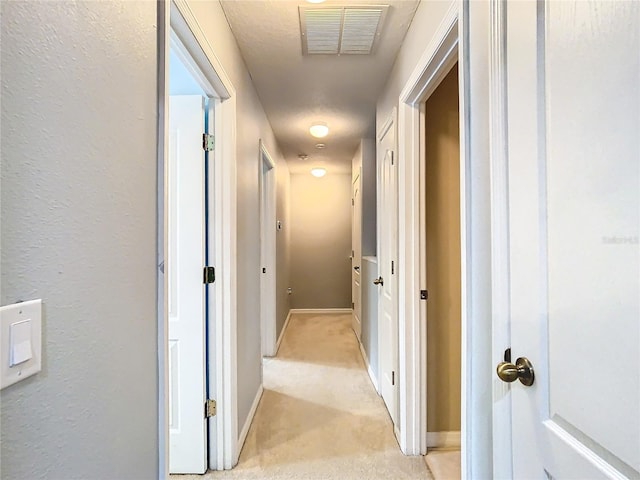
396 0 459 458
397 3 493 477
159 0 239 474
259 140 277 357
397 1 494 475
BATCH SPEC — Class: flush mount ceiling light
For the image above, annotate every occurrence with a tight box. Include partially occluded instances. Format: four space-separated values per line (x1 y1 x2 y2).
309 122 329 138
298 153 309 160
311 167 327 178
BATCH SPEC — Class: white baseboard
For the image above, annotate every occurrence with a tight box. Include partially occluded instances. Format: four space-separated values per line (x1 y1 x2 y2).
275 310 293 354
289 308 353 314
427 431 461 448
358 341 379 394
237 384 264 457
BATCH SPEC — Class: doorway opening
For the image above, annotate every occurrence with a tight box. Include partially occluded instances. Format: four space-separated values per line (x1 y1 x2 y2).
423 63 462 478
158 0 238 474
166 42 210 474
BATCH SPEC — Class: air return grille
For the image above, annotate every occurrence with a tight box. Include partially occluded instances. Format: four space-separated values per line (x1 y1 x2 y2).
300 5 389 55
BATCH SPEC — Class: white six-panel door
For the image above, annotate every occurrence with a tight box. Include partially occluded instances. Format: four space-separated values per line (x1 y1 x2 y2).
168 95 207 474
352 170 362 341
378 116 399 426
500 2 639 477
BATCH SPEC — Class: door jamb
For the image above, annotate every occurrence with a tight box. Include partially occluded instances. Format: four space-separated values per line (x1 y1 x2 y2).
158 0 238 473
259 140 277 357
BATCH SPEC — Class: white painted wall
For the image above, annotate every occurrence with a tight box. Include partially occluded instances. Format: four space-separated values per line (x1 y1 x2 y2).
0 2 159 478
186 0 289 435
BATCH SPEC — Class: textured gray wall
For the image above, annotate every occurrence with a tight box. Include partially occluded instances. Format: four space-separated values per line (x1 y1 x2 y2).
290 173 352 309
0 2 158 479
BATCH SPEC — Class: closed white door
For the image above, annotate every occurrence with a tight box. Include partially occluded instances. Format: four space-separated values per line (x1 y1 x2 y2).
499 2 639 477
378 115 399 426
352 170 362 341
168 95 207 474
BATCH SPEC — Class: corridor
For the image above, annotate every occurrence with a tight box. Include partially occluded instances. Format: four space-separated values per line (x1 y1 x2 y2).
197 313 432 480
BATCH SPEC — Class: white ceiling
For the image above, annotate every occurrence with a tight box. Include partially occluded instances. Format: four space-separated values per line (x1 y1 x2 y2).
220 0 420 174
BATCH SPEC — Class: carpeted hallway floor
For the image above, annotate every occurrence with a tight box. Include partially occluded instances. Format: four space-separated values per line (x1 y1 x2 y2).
192 312 433 480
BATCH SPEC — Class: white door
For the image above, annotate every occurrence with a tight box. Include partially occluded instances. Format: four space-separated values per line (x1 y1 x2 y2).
168 95 207 474
378 115 399 425
498 2 639 477
260 146 277 357
352 169 362 341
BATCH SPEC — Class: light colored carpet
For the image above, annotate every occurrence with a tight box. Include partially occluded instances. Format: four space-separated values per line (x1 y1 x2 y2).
424 450 461 480
190 312 432 480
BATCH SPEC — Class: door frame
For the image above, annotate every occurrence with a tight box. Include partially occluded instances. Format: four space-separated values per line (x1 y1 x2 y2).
259 140 277 357
158 0 238 474
396 1 493 476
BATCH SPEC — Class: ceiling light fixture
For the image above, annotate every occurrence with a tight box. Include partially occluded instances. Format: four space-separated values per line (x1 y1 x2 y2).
315 143 326 149
306 0 326 3
311 168 327 178
309 122 329 138
298 153 309 160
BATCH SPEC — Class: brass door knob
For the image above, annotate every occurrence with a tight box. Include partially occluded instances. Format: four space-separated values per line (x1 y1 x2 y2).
496 357 535 386
373 277 384 286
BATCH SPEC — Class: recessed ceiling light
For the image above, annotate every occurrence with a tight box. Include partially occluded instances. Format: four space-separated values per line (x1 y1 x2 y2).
298 153 309 160
311 167 327 178
315 143 326 149
309 122 329 138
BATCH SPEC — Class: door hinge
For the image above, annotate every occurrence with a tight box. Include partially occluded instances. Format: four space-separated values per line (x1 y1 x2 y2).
352 198 355 206
392 371 395 386
205 399 217 418
391 152 395 166
352 302 355 309
391 261 394 275
420 289 428 300
203 133 215 152
203 266 215 284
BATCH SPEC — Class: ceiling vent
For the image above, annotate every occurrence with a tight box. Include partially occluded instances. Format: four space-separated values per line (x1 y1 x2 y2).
299 5 389 55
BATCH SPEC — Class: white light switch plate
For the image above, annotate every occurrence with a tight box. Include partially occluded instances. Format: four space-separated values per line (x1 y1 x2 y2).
1 299 42 389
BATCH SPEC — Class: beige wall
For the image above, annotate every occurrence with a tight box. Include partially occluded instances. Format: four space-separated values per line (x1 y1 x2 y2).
425 65 461 433
188 0 289 434
290 173 352 309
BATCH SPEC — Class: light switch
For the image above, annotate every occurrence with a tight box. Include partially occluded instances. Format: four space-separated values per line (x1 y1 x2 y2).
1 299 42 389
10 319 33 366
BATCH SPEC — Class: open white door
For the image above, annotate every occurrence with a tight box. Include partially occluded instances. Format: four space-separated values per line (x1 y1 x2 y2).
352 169 362 341
168 95 207 474
496 2 639 477
377 113 399 426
